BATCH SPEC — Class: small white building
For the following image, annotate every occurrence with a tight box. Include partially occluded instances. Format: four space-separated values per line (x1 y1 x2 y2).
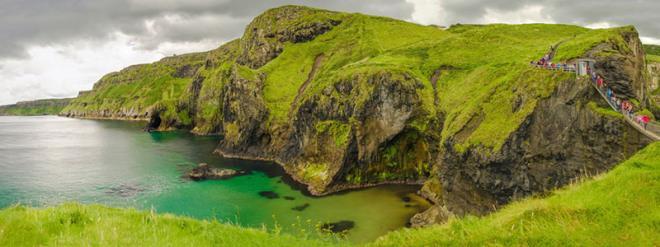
576 58 596 76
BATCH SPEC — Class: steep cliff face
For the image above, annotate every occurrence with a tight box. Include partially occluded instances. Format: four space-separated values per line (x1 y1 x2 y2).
420 29 654 219
60 6 653 220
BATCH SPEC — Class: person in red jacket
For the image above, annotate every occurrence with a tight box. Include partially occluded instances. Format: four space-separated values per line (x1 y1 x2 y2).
641 115 651 129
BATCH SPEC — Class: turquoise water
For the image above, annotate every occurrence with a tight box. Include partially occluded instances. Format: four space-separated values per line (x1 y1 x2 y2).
0 116 427 242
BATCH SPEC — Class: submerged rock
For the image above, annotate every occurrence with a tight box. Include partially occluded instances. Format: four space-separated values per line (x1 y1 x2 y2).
283 196 295 200
258 191 279 199
320 220 355 233
291 203 310 211
104 184 145 198
188 163 241 180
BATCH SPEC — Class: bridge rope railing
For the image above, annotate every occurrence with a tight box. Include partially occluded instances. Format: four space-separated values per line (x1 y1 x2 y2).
530 58 659 141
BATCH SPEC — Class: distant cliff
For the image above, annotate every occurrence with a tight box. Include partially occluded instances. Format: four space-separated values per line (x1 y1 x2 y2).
0 98 72 116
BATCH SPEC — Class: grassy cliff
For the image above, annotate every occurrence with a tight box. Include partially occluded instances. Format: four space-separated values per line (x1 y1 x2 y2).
62 6 630 150
59 5 651 210
0 98 72 116
1 142 657 246
371 142 660 246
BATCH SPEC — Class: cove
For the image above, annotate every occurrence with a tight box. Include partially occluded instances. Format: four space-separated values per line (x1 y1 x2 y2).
0 116 427 242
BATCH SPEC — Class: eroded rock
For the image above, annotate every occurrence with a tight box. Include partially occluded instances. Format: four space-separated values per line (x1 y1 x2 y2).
188 163 241 180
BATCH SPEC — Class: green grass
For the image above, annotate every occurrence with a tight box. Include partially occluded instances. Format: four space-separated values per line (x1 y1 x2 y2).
62 52 208 125
0 203 334 247
63 5 636 154
251 12 630 153
0 98 71 116
371 142 660 246
647 54 660 63
2 142 657 246
644 44 660 56
587 101 623 119
644 44 660 63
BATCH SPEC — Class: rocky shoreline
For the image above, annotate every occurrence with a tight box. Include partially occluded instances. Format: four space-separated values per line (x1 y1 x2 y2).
214 149 424 196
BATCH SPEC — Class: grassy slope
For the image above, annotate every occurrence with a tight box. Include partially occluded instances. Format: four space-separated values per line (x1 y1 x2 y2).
0 204 333 247
1 143 657 246
372 142 660 246
261 15 629 152
60 5 633 153
62 52 208 123
645 44 660 63
0 99 71 116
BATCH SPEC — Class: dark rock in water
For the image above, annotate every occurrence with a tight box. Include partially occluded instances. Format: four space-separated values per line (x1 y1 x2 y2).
404 204 412 208
283 196 295 200
258 191 279 199
321 220 355 233
188 163 241 180
144 114 161 132
402 196 411 202
105 184 145 198
291 203 310 211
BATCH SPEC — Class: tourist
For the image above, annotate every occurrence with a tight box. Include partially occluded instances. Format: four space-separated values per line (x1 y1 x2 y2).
641 115 650 129
597 76 604 88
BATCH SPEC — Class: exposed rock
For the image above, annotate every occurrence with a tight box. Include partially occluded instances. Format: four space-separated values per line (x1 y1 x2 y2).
291 203 310 211
258 191 280 199
320 220 355 233
236 5 341 69
409 205 452 227
104 184 145 198
188 163 240 180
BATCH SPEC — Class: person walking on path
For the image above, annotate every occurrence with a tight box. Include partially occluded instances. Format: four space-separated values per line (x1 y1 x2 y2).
641 115 650 129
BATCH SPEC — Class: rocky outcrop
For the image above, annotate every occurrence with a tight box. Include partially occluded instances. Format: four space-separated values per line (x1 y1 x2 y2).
418 34 654 220
438 76 651 217
187 163 242 180
236 5 341 69
216 70 434 195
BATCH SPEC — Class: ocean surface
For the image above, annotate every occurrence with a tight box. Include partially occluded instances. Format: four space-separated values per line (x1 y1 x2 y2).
0 116 426 242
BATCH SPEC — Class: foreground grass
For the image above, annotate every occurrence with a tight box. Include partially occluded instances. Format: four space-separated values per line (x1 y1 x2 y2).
0 204 334 247
372 142 660 246
1 142 658 246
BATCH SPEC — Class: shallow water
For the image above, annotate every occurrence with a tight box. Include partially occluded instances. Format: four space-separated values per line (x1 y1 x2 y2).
0 116 426 242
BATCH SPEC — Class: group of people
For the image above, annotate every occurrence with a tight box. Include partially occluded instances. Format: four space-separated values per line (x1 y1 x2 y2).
530 50 576 72
594 72 651 129
530 48 654 130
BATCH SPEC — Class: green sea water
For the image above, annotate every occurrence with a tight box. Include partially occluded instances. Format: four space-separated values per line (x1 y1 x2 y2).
0 116 427 242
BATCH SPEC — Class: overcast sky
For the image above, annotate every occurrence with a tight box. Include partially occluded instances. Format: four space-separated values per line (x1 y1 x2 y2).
1 0 658 105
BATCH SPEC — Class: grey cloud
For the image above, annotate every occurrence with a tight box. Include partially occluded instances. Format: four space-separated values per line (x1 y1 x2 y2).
0 0 414 59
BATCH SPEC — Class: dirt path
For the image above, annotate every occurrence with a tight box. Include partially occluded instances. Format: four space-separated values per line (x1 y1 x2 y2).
289 54 325 117
430 69 441 106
